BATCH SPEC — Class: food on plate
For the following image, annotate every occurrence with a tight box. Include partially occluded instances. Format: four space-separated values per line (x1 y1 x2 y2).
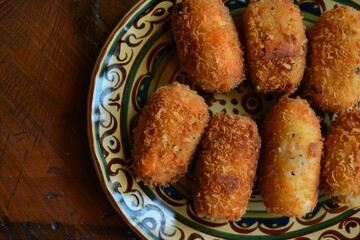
302 6 360 112
193 113 261 221
170 0 246 93
242 0 307 94
131 82 209 187
321 110 360 209
258 96 323 217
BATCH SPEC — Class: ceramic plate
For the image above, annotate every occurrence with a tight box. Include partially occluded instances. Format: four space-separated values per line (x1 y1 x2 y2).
88 0 360 239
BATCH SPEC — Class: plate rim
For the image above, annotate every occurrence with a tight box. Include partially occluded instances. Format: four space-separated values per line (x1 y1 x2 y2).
87 0 152 239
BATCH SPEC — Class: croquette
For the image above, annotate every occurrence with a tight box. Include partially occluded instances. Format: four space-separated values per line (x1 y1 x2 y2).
321 109 360 209
193 113 261 221
258 97 323 217
131 82 209 187
302 6 360 112
170 0 246 93
243 0 307 94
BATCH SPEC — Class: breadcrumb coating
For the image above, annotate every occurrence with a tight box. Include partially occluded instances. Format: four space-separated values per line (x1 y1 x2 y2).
258 97 323 217
131 82 209 187
302 6 360 112
193 113 261 221
243 0 307 94
170 0 246 93
321 110 360 209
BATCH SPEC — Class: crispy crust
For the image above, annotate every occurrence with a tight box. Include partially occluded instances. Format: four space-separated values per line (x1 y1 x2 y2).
170 0 246 93
321 110 360 209
131 82 210 187
243 0 307 94
193 113 261 221
258 97 323 217
302 6 360 112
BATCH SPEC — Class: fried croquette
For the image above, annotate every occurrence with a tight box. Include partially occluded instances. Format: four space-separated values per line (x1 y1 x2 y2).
170 0 246 93
193 113 261 221
258 97 323 217
131 82 209 187
321 110 360 209
243 0 307 94
303 6 360 112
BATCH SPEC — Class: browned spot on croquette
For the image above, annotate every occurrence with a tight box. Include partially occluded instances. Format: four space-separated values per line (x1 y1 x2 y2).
194 113 261 221
215 174 241 195
243 0 307 94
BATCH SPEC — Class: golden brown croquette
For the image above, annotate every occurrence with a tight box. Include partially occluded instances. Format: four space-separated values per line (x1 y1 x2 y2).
193 113 261 221
258 96 323 217
243 0 307 94
302 6 360 112
170 0 246 93
321 109 360 209
131 82 209 187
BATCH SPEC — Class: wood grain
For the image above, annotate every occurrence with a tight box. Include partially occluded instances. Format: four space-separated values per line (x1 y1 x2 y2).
0 0 140 239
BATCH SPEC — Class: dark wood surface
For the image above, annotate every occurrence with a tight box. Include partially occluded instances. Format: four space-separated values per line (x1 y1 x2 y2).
0 0 141 239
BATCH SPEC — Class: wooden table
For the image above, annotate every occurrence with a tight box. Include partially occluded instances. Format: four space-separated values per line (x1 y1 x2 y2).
0 0 141 239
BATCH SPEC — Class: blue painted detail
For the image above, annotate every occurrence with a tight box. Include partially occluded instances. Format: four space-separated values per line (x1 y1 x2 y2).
225 0 249 9
299 2 322 16
261 217 290 228
234 218 258 228
162 185 184 201
142 217 157 230
324 199 340 209
137 76 152 108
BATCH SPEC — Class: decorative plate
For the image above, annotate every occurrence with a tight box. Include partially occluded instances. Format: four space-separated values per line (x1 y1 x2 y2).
88 0 360 239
